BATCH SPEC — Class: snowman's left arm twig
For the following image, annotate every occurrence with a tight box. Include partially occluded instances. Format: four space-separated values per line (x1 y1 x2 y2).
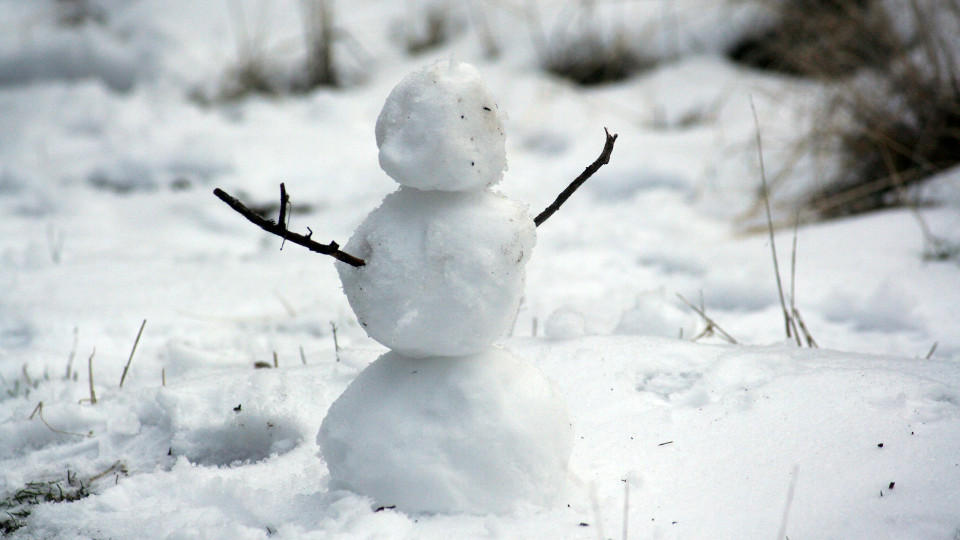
534 128 617 227
213 184 366 267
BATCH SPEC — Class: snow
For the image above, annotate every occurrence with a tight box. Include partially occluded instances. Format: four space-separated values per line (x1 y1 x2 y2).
375 59 508 191
318 348 572 515
1 1 959 539
337 186 536 358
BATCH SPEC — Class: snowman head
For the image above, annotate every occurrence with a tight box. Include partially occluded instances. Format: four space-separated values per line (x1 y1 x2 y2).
375 59 508 192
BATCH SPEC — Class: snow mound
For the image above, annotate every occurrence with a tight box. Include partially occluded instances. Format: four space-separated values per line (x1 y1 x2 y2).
337 187 536 357
615 291 700 338
375 59 507 191
317 348 573 515
544 306 587 341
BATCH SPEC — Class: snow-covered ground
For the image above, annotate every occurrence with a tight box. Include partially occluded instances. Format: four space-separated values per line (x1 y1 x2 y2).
1 1 959 538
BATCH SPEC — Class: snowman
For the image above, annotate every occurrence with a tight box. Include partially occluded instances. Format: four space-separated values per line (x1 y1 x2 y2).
213 59 616 515
319 59 573 514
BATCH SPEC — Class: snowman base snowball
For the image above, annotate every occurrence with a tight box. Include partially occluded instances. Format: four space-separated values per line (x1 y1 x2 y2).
318 348 573 515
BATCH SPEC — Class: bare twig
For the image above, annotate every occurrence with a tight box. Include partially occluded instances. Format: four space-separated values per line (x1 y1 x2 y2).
534 128 618 226
751 99 798 344
65 327 78 380
213 183 365 267
299 345 307 365
676 293 738 344
330 321 340 361
119 319 146 388
926 342 938 359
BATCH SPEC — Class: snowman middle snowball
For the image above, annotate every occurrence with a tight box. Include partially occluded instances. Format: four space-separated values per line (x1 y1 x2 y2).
336 60 536 358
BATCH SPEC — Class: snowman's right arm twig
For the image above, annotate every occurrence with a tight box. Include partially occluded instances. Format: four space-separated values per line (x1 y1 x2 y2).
534 128 617 227
213 184 366 267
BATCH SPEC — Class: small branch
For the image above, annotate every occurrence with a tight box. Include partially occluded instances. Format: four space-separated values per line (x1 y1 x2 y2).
534 128 618 227
330 321 340 362
213 184 365 267
119 319 146 388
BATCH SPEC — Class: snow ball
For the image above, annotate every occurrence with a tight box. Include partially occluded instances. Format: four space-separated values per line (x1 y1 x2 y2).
318 348 573 515
375 59 507 191
337 187 536 358
544 306 587 341
614 291 699 339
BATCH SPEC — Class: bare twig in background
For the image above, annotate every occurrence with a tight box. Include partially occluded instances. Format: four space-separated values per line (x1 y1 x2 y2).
119 319 146 388
213 183 365 267
64 327 78 380
330 322 340 361
300 345 307 365
676 293 737 344
882 146 960 262
535 128 617 226
46 225 65 264
299 0 338 88
926 342 938 359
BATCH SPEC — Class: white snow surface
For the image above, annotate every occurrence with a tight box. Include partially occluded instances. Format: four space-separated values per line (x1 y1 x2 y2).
376 59 508 191
337 186 536 358
1 1 960 539
318 348 572 515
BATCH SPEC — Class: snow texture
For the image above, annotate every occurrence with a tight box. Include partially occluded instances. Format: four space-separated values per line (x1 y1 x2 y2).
2 1 960 538
318 348 573 514
375 59 508 191
336 186 536 358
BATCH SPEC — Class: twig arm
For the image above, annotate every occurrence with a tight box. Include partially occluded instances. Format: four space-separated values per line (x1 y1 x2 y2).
534 128 618 227
213 185 365 267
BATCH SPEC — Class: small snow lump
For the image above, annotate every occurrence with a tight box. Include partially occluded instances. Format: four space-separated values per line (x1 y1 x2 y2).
375 59 508 191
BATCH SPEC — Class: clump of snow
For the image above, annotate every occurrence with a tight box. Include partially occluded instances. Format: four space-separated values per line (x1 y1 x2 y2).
375 59 507 191
336 187 536 357
615 291 700 338
318 348 573 515
544 305 587 341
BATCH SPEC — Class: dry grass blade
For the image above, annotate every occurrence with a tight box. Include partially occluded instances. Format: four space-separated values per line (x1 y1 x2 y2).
676 293 738 344
85 348 97 405
29 402 92 438
751 98 799 345
119 319 146 388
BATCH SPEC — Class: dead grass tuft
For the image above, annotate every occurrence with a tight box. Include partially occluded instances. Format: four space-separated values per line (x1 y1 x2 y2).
728 0 898 79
